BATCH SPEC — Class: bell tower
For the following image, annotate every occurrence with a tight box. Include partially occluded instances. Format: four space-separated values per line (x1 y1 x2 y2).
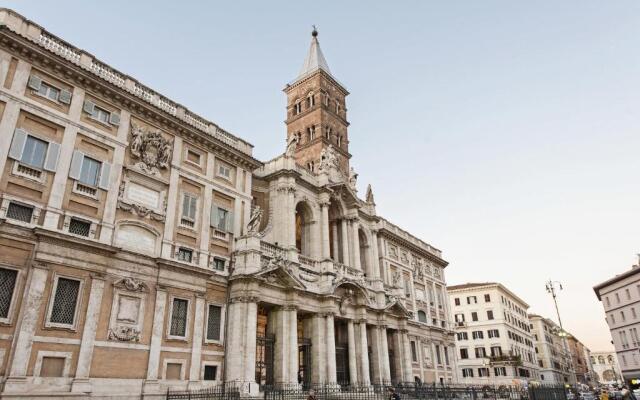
284 28 351 175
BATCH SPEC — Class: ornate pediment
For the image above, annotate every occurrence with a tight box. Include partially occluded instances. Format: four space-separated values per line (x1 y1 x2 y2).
383 296 413 318
256 255 306 290
114 277 149 292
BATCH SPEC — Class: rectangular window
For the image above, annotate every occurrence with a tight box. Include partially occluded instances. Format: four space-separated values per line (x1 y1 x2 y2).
6 202 34 223
68 218 91 237
170 298 189 337
92 105 111 124
410 341 417 362
454 298 460 306
478 368 490 377
216 208 229 231
444 347 449 365
494 367 506 376
460 348 469 359
206 304 222 341
213 258 225 271
217 164 231 179
475 347 486 358
49 277 80 326
471 312 478 322
204 365 217 381
435 345 442 365
491 346 502 357
484 294 491 302
37 81 61 102
472 331 484 340
176 247 193 263
487 310 494 320
186 149 201 165
21 135 48 169
462 368 474 378
79 156 102 187
0 268 18 319
40 356 65 377
181 193 198 227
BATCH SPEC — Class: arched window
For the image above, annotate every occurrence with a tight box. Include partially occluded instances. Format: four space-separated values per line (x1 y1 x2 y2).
337 135 342 147
307 92 315 108
294 100 302 115
324 93 330 107
418 310 427 323
307 125 315 141
307 161 315 172
325 126 332 140
335 101 341 115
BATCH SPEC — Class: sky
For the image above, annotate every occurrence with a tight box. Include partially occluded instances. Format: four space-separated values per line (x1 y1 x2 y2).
6 1 640 351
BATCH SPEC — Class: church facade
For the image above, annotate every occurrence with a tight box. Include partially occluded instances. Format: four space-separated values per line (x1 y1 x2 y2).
0 9 456 399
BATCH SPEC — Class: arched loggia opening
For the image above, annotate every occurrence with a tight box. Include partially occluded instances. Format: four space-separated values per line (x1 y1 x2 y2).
295 201 314 256
328 201 347 264
358 228 370 277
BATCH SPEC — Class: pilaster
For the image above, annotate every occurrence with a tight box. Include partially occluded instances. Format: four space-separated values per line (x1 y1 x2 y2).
161 136 183 258
358 321 370 384
72 275 105 393
0 101 20 187
144 288 167 394
347 320 358 384
189 296 206 381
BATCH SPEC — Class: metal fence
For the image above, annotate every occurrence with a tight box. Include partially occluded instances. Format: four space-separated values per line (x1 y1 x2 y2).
166 383 241 400
263 383 567 400
166 382 567 400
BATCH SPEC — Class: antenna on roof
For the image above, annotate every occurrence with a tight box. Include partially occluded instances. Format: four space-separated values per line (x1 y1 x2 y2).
312 25 318 37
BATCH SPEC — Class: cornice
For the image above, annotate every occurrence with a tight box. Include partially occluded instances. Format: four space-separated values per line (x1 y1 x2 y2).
283 69 349 96
33 227 119 255
379 229 448 267
0 26 262 171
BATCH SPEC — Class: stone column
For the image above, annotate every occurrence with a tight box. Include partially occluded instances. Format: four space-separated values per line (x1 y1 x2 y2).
402 331 413 382
145 289 167 385
392 331 404 383
351 219 362 271
380 327 391 383
417 340 425 383
189 296 206 381
358 321 370 384
161 136 183 258
331 222 339 261
269 306 298 384
347 320 358 384
225 297 258 390
6 264 48 390
369 327 382 384
99 110 131 244
307 315 326 384
325 313 337 384
340 219 350 266
320 202 331 259
72 276 105 393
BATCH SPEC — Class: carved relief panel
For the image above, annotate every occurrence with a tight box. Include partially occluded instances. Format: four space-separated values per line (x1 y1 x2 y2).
107 278 149 342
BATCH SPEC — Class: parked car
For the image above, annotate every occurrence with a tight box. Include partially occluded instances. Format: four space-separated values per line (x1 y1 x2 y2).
580 392 596 400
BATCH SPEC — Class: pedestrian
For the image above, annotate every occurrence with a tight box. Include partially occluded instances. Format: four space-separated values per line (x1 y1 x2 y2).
601 389 609 400
307 389 317 400
388 387 400 400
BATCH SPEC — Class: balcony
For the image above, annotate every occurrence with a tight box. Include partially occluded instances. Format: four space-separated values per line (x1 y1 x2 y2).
490 355 522 366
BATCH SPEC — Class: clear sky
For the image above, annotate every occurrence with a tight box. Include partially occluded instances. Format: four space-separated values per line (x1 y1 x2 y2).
6 1 639 351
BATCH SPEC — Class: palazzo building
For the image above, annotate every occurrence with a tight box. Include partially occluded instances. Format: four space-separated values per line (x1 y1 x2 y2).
0 9 456 399
529 315 575 384
448 283 539 385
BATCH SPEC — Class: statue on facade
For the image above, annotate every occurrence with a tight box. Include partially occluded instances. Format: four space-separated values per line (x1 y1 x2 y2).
246 205 263 236
392 271 402 288
285 135 298 157
348 167 358 191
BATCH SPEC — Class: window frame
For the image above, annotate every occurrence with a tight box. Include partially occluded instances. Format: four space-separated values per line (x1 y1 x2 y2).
201 361 221 382
179 192 199 229
204 302 226 344
34 350 73 377
163 358 187 380
166 295 191 340
217 163 232 180
45 274 84 331
0 265 20 325
184 147 203 167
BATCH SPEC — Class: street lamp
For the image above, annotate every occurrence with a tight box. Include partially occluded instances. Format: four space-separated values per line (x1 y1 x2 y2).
546 280 566 335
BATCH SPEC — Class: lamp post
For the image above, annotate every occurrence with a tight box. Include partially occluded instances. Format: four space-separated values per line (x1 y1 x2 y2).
545 280 566 335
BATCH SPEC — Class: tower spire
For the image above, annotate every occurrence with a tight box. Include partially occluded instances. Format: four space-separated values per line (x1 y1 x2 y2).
295 26 332 83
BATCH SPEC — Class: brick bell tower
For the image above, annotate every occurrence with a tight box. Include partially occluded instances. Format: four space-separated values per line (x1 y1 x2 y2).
284 28 351 175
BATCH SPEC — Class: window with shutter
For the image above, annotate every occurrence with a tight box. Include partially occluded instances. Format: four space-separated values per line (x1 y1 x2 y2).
0 268 18 320
169 298 188 337
206 304 222 341
49 277 81 326
78 156 101 187
21 135 48 169
215 208 228 231
180 194 197 228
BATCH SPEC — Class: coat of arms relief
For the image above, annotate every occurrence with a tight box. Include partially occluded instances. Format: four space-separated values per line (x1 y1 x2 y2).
129 124 173 177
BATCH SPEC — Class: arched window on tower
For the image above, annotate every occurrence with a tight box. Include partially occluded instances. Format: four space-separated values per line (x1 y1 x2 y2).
337 135 342 147
307 92 315 108
307 161 315 172
335 101 341 115
323 92 330 107
294 100 302 115
307 125 316 141
325 126 332 140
